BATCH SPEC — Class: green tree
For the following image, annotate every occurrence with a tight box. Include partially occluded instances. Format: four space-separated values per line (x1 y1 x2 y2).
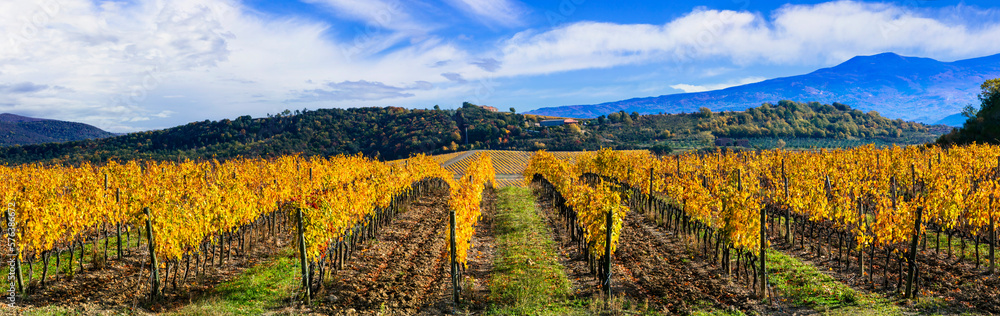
649 142 672 156
608 112 621 123
568 123 583 134
699 107 713 118
939 78 1000 145
961 104 978 118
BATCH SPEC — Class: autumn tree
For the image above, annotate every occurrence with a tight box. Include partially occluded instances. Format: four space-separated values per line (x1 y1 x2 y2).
938 78 1000 145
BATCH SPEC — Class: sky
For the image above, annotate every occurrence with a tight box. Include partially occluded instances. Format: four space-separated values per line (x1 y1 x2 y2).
2 0 1000 132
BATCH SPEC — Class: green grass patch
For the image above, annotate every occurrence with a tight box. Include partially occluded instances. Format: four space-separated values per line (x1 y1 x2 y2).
690 308 747 316
20 306 78 316
488 186 576 315
167 248 299 316
768 249 901 315
922 230 997 266
20 305 134 316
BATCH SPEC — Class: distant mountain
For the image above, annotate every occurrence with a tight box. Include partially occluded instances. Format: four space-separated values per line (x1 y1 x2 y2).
527 52 1000 126
0 113 115 146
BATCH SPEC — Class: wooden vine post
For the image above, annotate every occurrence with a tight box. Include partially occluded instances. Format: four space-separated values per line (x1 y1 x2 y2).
782 159 791 244
144 207 160 299
993 156 999 274
103 174 109 262
990 202 995 275
449 208 459 306
905 204 923 298
858 198 866 277
296 206 310 304
648 167 654 215
116 188 122 260
759 200 767 300
603 208 613 297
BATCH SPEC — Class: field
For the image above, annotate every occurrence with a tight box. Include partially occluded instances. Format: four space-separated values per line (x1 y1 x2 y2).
424 149 649 189
431 149 648 176
4 147 1000 316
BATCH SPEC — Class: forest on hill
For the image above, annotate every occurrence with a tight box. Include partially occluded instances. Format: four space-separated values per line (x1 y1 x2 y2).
0 101 945 165
0 113 115 146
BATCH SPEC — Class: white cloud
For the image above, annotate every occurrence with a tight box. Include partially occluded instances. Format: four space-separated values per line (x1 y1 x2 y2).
153 110 174 118
0 0 472 132
490 0 1000 78
301 0 430 34
301 0 434 58
670 77 767 93
441 72 467 83
0 0 236 131
2 0 1000 132
444 0 525 27
291 80 415 102
0 82 50 94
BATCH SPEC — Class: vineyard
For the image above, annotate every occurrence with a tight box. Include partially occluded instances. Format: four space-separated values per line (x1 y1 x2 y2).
4 145 1000 315
523 145 1000 314
439 149 649 176
0 153 495 314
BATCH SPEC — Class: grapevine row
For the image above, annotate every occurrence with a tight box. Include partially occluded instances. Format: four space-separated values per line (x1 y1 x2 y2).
523 150 629 293
1 153 496 303
571 144 1000 298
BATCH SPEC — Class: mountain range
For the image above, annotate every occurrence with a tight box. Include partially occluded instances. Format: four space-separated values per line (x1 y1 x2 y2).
0 113 115 146
526 52 1000 126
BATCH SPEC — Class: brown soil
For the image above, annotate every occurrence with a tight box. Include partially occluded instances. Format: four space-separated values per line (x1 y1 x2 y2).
10 186 499 316
12 213 294 314
772 219 1000 314
459 188 498 311
534 185 814 315
314 187 498 315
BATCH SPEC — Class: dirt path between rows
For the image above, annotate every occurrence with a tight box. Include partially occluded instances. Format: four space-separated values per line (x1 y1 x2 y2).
316 187 497 315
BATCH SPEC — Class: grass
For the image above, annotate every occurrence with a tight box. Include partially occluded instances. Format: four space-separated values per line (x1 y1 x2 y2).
166 248 299 315
487 186 577 315
767 249 902 315
18 305 136 315
689 306 747 316
921 230 998 268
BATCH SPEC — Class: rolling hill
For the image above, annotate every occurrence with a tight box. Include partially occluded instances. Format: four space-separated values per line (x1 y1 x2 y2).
0 101 943 166
0 113 115 146
527 52 1000 126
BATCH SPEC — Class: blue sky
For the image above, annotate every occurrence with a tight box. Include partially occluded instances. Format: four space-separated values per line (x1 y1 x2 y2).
1 0 999 132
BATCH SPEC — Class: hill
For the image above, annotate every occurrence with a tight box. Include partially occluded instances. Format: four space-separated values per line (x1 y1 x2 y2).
527 52 1000 126
0 113 115 146
591 100 944 151
0 101 943 165
0 105 536 165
